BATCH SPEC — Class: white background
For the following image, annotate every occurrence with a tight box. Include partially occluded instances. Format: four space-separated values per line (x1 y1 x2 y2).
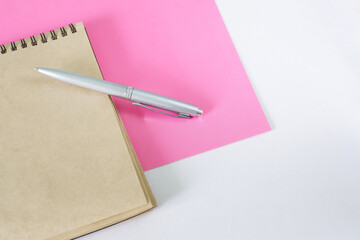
81 1 360 239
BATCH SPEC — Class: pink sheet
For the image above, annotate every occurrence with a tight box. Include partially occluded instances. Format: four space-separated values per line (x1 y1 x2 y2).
1 0 270 170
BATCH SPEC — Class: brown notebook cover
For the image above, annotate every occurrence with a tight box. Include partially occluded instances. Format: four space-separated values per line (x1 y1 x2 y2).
0 22 156 240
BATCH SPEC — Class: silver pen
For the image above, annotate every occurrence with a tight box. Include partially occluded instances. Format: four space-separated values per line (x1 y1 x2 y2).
34 67 203 118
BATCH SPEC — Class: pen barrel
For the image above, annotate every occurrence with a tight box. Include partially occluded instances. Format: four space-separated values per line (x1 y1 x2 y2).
36 67 202 117
131 89 202 116
37 67 130 98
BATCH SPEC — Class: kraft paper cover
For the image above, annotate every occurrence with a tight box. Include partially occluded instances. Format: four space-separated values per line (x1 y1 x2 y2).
0 22 156 240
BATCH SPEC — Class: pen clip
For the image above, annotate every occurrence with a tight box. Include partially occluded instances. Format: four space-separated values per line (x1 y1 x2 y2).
132 102 190 118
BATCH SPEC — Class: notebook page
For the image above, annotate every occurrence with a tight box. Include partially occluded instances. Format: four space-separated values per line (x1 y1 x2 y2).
0 22 153 240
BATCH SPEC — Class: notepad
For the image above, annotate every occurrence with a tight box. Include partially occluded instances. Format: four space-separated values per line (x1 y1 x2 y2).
0 22 156 240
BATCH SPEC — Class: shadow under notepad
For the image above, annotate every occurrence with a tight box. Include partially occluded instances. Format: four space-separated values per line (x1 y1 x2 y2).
145 165 182 205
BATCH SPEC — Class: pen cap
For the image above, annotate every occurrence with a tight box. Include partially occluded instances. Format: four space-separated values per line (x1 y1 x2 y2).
131 89 202 116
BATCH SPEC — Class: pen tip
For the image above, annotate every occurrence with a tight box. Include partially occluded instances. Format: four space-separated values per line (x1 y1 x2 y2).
197 109 203 115
33 67 39 71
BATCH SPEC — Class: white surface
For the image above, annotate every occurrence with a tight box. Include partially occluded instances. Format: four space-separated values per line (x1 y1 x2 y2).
80 1 360 239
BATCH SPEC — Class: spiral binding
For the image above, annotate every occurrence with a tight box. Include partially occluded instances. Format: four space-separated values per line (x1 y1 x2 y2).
20 39 27 48
0 45 6 54
60 27 67 37
11 42 17 51
30 36 37 46
0 23 77 54
50 30 57 40
40 33 47 43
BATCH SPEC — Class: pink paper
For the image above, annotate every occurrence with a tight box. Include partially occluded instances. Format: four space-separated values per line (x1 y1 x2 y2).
1 0 270 170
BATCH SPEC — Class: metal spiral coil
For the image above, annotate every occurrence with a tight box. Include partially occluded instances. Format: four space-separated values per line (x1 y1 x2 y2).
60 27 67 37
11 42 17 51
50 30 57 40
0 23 77 55
0 45 6 54
30 36 37 46
40 33 47 43
69 23 77 33
20 39 27 48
